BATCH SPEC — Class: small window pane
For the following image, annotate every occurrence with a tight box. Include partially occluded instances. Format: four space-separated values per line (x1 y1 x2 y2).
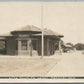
21 40 27 50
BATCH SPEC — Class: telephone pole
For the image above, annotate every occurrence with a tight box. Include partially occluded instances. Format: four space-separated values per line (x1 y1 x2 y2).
41 5 44 59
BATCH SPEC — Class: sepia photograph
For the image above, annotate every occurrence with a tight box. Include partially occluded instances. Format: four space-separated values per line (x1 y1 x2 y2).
0 0 84 79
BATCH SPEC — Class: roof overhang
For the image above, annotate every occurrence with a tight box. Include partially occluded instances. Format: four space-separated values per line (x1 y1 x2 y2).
0 37 6 40
11 31 42 35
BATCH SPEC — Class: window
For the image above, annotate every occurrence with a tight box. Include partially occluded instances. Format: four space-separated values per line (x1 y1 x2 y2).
21 40 27 50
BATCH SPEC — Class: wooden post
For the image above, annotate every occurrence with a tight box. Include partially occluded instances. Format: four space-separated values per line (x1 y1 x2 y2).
29 38 32 56
59 40 62 55
47 38 49 56
18 40 21 55
28 32 32 56
30 39 32 56
27 40 29 55
53 41 55 54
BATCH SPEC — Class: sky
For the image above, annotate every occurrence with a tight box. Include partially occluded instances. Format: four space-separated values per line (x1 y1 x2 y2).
0 1 84 44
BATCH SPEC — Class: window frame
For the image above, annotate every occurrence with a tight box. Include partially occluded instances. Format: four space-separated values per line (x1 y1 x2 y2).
21 40 27 50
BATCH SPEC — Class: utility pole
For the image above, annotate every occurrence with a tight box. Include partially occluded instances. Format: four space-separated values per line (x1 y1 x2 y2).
41 5 44 59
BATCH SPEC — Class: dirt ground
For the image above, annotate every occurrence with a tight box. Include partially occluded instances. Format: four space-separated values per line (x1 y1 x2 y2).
0 55 61 77
47 51 84 76
0 51 84 77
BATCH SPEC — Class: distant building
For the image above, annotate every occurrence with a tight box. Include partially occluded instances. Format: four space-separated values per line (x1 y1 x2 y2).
0 25 64 56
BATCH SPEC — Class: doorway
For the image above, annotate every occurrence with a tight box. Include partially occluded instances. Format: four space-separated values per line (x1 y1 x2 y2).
0 40 7 55
32 40 38 55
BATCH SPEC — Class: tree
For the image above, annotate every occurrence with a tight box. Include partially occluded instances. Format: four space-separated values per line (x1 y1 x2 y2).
75 43 84 50
66 42 74 47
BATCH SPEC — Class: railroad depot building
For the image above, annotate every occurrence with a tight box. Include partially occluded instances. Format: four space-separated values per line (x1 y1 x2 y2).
0 25 64 56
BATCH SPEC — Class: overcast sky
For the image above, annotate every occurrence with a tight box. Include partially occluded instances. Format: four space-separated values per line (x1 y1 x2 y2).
0 1 84 44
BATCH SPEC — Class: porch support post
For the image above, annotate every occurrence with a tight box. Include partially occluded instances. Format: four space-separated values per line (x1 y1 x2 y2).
30 39 32 56
27 40 29 55
18 40 21 55
47 38 49 56
59 39 62 55
29 38 32 56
